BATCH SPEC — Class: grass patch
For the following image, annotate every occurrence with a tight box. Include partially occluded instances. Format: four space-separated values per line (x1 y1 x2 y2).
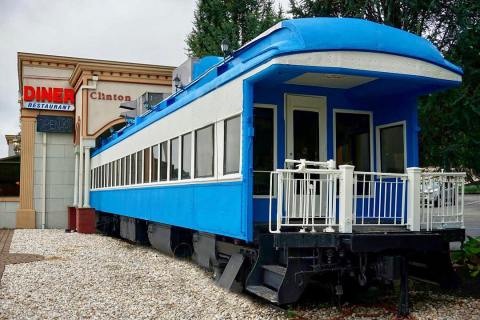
465 183 480 194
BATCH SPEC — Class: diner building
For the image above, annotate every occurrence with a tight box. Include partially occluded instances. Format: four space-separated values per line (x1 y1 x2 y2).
2 53 173 229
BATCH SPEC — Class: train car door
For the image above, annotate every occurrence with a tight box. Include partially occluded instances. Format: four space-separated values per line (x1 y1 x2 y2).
285 94 328 219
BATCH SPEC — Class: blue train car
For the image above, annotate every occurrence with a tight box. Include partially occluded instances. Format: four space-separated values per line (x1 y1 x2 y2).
89 18 465 314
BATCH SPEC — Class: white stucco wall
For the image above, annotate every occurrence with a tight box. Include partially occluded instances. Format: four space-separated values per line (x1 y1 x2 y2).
33 131 75 228
0 200 19 228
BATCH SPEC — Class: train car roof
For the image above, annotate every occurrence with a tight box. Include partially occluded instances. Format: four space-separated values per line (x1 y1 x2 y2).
93 17 462 156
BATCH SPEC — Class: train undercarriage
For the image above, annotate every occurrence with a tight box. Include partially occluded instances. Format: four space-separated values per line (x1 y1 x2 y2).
95 211 465 316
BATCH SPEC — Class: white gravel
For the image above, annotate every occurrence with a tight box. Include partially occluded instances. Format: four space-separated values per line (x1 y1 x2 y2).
1 230 479 320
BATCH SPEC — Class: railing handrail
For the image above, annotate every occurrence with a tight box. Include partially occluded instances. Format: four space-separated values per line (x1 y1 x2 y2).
421 172 466 177
354 171 408 178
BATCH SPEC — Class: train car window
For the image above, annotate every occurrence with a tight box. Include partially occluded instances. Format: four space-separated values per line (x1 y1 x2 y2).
144 148 151 183
131 153 136 184
253 108 274 195
115 160 120 187
224 116 240 174
137 151 143 184
181 133 192 179
335 112 371 171
120 158 125 186
151 145 159 182
125 156 130 185
117 159 122 186
170 137 179 180
101 165 103 188
195 124 214 178
379 124 405 173
109 162 113 187
160 141 168 181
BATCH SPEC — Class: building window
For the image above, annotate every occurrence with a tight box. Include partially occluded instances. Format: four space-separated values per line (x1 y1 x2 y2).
253 107 274 195
379 124 405 173
151 144 159 182
195 124 214 178
181 133 192 179
335 112 371 171
131 153 136 184
136 150 143 184
160 141 168 181
224 116 240 175
170 137 179 180
144 147 151 183
125 156 130 185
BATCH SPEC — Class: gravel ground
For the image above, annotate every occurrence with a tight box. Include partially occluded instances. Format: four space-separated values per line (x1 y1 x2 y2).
0 230 479 320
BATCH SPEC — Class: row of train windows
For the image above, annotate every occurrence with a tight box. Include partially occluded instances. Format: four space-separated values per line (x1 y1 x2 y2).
92 116 241 189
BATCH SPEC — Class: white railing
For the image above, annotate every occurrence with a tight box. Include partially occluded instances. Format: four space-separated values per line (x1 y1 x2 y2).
353 172 408 226
269 159 340 233
268 159 466 234
420 172 466 231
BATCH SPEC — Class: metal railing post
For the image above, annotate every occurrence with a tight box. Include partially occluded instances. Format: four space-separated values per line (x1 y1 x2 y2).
275 172 283 233
407 167 422 231
339 165 354 233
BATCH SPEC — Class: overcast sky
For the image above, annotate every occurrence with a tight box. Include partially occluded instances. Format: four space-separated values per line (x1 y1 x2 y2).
0 0 290 157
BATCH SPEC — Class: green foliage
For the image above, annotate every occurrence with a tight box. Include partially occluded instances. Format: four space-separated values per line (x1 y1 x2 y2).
452 236 480 278
186 0 284 57
289 0 480 175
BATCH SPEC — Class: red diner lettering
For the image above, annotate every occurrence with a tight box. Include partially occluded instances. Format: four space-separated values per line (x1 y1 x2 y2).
23 86 35 101
64 88 75 104
52 88 63 103
41 87 53 102
90 91 97 99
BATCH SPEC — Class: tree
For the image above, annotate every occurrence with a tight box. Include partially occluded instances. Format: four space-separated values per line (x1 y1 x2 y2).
290 0 480 174
186 0 283 57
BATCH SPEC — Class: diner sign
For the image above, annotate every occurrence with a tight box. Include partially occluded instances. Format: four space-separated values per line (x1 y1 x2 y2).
23 86 75 111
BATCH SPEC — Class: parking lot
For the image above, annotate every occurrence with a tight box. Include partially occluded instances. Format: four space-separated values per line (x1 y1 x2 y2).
464 194 480 238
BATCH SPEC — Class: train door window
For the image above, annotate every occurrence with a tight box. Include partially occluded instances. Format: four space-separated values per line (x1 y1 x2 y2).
253 107 274 195
136 151 143 184
131 153 136 184
125 156 130 185
335 111 371 171
181 133 192 179
160 141 168 181
195 124 214 178
224 115 240 175
170 137 179 180
144 147 151 183
151 144 159 182
377 122 406 173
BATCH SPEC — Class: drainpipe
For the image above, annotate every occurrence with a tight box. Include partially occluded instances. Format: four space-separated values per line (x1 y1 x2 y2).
83 146 91 208
41 132 47 229
73 146 79 207
78 138 84 208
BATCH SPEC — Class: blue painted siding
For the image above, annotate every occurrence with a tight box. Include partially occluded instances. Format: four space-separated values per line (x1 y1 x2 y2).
91 181 246 240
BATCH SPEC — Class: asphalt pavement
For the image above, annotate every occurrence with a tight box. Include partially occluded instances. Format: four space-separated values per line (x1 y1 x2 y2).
464 194 480 238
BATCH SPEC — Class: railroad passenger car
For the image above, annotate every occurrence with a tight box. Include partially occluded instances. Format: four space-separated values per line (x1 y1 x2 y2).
89 18 465 315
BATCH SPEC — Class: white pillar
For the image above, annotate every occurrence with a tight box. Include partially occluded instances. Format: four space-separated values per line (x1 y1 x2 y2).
83 147 91 208
73 147 79 207
78 139 84 208
339 165 354 233
407 167 422 231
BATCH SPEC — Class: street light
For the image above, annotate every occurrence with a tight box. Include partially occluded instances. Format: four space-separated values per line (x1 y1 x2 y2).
221 39 230 58
173 75 183 92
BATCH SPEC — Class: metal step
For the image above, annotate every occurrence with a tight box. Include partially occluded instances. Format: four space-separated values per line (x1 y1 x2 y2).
217 253 245 292
262 265 286 290
246 285 278 303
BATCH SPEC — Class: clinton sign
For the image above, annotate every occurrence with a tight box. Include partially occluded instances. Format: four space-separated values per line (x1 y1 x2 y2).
22 86 75 111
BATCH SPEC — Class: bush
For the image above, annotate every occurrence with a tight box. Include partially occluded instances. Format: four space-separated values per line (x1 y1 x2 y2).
452 236 480 278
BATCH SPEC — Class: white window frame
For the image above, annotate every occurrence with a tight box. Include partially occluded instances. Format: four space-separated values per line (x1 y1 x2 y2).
221 114 243 179
253 103 277 199
333 108 374 172
194 123 216 180
376 120 407 173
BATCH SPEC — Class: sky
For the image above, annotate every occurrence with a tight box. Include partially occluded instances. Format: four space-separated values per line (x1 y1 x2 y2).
0 0 291 158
